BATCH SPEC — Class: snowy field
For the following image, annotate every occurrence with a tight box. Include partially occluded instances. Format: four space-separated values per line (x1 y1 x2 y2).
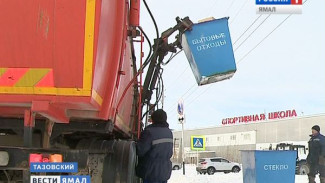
169 165 320 183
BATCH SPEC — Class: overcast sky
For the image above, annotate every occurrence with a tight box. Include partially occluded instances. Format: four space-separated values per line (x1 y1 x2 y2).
138 0 325 130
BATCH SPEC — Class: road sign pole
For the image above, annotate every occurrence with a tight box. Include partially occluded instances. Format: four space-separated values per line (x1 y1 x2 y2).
182 121 185 175
197 149 199 166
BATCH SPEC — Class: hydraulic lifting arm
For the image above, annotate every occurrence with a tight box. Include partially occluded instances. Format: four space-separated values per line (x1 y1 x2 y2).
141 17 193 106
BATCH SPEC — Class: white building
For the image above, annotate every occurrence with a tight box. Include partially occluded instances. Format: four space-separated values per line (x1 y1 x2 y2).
172 113 325 163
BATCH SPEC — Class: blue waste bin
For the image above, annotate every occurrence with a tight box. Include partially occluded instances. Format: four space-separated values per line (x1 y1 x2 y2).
241 150 296 183
182 17 237 86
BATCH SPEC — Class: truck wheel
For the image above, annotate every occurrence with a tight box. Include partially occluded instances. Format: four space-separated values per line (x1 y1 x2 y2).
207 167 215 175
173 165 180 170
232 166 241 173
298 164 309 175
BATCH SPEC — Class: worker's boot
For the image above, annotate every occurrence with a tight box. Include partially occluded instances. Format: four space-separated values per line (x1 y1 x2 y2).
320 177 325 183
308 175 316 183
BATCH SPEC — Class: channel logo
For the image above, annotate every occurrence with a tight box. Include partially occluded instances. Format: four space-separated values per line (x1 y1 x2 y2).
256 0 302 14
30 175 91 183
256 0 302 5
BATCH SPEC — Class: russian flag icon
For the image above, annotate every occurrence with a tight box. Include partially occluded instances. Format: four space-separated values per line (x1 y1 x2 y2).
291 0 302 5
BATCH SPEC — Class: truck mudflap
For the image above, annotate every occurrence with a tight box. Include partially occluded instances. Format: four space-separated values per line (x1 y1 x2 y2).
77 139 139 183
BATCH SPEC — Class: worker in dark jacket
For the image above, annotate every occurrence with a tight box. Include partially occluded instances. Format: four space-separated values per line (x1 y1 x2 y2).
307 125 325 183
136 109 173 183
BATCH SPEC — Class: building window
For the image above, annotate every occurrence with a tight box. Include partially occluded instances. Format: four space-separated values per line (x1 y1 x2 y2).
244 134 250 140
230 135 236 140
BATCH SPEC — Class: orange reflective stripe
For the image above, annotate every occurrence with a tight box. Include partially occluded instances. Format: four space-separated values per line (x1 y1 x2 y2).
15 68 51 87
91 89 103 106
0 68 29 86
35 69 54 87
0 68 7 77
0 68 54 87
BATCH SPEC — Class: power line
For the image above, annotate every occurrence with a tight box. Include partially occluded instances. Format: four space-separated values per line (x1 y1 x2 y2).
234 14 271 52
233 15 263 45
167 85 212 118
166 83 197 113
230 0 250 25
164 66 189 90
237 0 309 64
224 0 237 16
206 0 221 17
186 85 213 108
164 0 307 112
237 15 292 64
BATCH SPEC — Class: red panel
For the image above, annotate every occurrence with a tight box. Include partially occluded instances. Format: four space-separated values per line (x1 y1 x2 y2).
0 0 137 129
114 3 134 130
115 39 135 129
93 0 126 119
0 0 54 68
53 0 85 88
0 0 85 88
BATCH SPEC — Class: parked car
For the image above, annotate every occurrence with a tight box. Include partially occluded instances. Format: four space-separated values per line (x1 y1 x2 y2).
196 157 241 175
172 162 182 170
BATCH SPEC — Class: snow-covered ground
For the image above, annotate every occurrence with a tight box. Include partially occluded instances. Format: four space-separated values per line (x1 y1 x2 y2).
169 165 320 183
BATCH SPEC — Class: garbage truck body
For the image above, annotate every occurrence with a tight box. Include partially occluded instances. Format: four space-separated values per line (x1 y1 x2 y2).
0 0 142 182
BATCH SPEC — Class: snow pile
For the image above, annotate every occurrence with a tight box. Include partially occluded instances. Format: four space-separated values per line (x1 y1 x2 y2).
169 165 319 183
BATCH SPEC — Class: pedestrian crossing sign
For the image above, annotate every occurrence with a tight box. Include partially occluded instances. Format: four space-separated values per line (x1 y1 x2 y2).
191 136 206 150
